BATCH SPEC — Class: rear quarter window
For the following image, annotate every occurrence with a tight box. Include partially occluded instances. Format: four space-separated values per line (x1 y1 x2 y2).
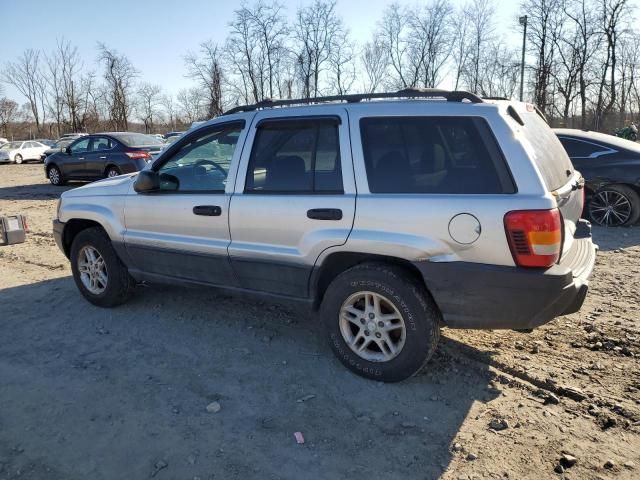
360 116 515 194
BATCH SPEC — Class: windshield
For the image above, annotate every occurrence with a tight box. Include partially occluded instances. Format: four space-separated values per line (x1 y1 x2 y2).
1 142 22 150
112 133 163 147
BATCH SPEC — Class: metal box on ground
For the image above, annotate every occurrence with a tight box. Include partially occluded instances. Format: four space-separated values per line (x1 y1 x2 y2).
0 215 27 245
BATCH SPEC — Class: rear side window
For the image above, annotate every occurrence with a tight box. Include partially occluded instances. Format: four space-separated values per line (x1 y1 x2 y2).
520 111 574 191
558 137 610 158
360 116 514 194
245 118 342 194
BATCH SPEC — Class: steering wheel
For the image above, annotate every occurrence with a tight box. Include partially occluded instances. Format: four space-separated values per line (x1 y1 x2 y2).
195 159 226 176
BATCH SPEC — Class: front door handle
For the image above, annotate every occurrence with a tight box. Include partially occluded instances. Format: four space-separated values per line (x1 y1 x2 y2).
99 156 107 159
193 205 222 216
78 157 85 160
307 208 343 220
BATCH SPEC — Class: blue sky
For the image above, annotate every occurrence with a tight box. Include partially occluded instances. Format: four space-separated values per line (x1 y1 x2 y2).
1 0 525 102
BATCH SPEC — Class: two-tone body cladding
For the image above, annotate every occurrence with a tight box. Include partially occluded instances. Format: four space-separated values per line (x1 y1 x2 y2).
53 90 597 382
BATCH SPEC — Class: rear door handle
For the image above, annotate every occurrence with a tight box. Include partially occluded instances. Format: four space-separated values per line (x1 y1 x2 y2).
307 208 343 220
99 156 107 159
193 205 222 216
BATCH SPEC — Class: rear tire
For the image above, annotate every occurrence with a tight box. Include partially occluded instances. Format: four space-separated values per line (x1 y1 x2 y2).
321 262 441 382
70 227 135 307
588 184 640 226
14 154 23 164
106 166 120 178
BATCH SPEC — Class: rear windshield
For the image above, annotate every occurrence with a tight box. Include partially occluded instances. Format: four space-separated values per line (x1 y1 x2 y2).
111 133 163 147
360 116 515 194
520 111 574 191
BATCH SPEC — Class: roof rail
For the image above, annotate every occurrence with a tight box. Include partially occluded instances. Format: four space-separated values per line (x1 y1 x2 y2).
222 88 483 115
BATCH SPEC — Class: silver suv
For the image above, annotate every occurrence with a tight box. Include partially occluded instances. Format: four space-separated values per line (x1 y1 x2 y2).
53 90 597 382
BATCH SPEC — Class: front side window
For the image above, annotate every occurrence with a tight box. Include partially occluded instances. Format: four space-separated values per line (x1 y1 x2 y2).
245 119 342 193
156 125 242 192
70 138 91 154
360 116 514 194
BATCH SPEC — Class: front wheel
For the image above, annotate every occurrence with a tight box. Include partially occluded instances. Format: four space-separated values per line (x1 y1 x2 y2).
321 263 441 382
48 165 65 185
70 227 135 307
106 167 120 178
14 154 23 164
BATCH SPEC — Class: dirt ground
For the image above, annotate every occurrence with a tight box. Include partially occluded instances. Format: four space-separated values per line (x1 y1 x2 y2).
1 164 639 480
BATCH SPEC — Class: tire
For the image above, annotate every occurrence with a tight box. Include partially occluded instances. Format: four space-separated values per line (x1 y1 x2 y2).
70 227 135 307
106 166 120 178
48 165 65 185
321 262 441 382
14 154 23 164
588 184 640 226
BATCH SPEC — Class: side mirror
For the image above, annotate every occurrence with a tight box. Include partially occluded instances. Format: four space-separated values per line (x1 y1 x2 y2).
134 170 160 193
64 146 71 155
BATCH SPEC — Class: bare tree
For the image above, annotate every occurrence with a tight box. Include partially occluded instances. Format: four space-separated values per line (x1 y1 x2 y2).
162 94 177 130
0 97 19 138
136 83 163 133
2 49 47 134
328 29 357 95
294 0 342 98
185 41 224 117
177 87 205 124
361 37 389 93
451 12 473 90
522 0 564 114
464 0 495 93
97 43 137 130
594 0 630 128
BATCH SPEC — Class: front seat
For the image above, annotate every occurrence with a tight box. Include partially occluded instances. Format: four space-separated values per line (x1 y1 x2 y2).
372 150 412 193
265 155 309 191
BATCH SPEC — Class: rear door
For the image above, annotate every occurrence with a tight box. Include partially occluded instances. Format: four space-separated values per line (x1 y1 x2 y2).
85 136 113 177
228 108 356 298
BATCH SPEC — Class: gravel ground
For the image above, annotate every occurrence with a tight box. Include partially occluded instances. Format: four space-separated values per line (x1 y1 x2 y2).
1 164 639 480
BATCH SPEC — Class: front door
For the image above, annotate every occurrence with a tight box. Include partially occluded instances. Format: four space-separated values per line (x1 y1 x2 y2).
228 109 356 298
123 121 248 285
64 137 91 178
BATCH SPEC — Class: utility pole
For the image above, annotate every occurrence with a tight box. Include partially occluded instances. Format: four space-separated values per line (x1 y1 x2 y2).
519 15 528 102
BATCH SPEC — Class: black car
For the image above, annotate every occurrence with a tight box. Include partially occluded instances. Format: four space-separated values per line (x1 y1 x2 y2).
555 128 640 226
44 132 164 186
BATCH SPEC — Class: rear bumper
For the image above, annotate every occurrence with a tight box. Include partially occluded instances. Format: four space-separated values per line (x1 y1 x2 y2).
415 220 597 330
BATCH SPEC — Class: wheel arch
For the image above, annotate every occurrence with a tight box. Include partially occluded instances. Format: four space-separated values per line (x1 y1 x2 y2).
61 219 107 258
310 251 428 310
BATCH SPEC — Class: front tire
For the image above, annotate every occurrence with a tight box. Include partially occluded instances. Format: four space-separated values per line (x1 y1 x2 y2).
14 154 23 164
321 263 441 382
70 227 135 307
48 165 65 185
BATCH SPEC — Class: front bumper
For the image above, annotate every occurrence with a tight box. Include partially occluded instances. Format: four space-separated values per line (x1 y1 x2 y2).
415 220 598 330
53 219 66 256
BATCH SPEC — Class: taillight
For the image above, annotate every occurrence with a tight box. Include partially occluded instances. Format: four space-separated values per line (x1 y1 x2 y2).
126 151 151 160
504 209 562 268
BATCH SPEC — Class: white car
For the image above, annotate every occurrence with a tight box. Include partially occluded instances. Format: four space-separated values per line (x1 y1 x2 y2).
0 137 8 145
0 140 50 164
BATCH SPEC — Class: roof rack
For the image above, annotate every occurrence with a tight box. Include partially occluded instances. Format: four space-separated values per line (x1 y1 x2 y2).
222 88 483 115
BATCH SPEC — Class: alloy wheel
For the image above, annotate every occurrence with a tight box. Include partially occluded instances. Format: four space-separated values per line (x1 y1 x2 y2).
49 167 61 185
589 190 632 226
339 291 406 362
107 169 119 178
78 245 108 295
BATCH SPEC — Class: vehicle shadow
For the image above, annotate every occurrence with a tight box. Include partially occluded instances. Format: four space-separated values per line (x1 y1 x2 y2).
0 183 76 201
591 225 640 251
0 277 499 480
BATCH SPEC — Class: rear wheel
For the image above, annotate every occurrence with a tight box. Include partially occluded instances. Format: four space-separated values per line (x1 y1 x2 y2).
48 165 65 185
14 154 23 164
588 185 640 226
106 166 120 178
70 227 135 307
321 263 440 382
